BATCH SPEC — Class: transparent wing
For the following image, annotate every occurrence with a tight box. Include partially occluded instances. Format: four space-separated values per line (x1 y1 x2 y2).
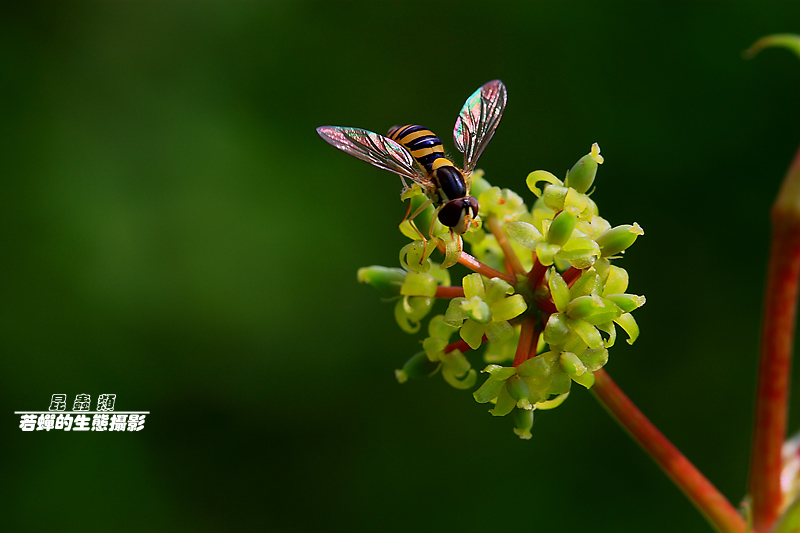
316 126 428 188
453 80 508 175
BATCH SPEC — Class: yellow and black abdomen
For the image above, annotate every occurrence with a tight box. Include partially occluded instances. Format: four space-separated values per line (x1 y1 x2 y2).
387 125 453 174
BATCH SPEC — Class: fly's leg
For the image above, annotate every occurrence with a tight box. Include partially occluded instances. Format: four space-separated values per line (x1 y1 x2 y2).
402 197 435 246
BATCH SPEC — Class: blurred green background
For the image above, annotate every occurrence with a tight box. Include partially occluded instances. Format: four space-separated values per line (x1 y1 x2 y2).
3 1 800 531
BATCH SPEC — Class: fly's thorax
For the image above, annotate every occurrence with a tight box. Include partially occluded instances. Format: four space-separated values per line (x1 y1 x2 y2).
438 196 479 235
432 165 467 203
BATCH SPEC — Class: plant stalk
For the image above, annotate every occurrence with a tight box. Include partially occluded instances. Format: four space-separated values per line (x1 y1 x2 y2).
593 369 746 533
749 143 800 532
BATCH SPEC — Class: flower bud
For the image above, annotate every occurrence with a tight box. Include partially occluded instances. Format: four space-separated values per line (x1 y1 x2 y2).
602 265 629 295
400 271 438 297
462 296 492 323
596 223 644 257
357 266 406 296
606 293 646 313
559 351 587 377
395 351 440 383
546 210 577 246
579 347 609 372
513 408 534 440
444 297 468 325
569 269 601 299
548 270 571 312
566 143 603 194
566 295 606 320
505 221 543 250
567 317 604 349
506 375 531 402
543 313 570 346
543 184 569 212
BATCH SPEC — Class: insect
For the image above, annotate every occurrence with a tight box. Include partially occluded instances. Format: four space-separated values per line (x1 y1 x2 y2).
316 80 507 241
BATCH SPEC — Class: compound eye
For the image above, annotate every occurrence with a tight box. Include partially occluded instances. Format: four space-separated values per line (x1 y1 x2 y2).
467 197 479 218
438 200 465 228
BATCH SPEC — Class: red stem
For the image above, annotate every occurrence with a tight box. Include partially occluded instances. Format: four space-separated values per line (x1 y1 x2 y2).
488 215 525 276
456 251 516 285
513 316 538 367
749 144 800 532
592 369 746 533
528 255 548 293
562 266 582 287
435 286 465 299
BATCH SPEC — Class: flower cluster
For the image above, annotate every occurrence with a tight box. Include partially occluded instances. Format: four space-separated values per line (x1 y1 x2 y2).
358 144 644 439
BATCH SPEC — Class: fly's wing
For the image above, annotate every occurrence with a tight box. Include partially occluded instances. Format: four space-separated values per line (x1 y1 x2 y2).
453 80 507 175
316 126 428 189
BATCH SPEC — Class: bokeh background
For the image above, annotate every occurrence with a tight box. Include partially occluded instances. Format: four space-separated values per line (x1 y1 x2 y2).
3 1 800 531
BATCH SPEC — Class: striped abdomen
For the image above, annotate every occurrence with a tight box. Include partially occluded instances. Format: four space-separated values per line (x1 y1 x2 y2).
387 124 453 174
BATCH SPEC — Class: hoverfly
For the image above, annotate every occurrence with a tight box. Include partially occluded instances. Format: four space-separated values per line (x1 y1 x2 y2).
316 80 507 240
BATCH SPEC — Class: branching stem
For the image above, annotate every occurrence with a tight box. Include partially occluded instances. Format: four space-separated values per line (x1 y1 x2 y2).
435 286 465 299
592 369 746 533
488 215 525 277
749 143 800 532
